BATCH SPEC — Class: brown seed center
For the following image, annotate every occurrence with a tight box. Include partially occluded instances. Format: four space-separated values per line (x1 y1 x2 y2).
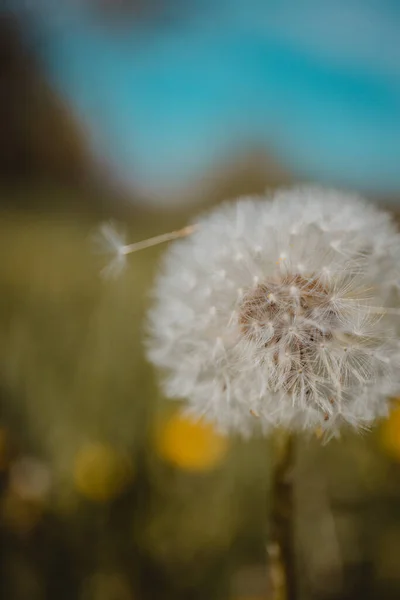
239 274 330 345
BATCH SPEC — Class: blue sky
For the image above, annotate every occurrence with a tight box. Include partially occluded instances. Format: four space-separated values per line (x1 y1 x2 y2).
11 0 400 197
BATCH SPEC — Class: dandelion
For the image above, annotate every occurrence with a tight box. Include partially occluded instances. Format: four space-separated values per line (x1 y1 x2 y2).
147 187 400 438
96 186 400 598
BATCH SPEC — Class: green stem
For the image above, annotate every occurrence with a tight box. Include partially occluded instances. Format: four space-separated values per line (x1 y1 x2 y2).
267 432 296 600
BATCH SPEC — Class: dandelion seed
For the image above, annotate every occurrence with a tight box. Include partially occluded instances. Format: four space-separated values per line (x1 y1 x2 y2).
147 187 400 438
93 222 197 279
92 221 128 279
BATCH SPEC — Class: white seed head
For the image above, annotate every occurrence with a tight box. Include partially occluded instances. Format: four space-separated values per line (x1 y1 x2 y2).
147 187 400 438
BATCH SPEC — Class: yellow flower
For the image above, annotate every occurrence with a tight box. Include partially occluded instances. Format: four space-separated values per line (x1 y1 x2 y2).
381 403 400 461
74 443 132 502
155 412 229 472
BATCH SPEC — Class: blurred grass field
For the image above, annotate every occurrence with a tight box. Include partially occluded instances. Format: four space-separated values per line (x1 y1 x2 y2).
0 187 272 599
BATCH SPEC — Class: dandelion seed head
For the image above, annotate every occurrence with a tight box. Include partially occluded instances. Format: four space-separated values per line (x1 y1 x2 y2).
147 187 400 438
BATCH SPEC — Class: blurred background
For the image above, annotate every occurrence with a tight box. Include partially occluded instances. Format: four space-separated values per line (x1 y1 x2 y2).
1 2 400 599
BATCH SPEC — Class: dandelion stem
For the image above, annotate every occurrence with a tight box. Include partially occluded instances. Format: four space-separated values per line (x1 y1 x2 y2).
121 224 197 255
268 432 296 600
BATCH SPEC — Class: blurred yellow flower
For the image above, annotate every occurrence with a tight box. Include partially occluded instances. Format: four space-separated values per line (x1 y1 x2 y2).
380 403 400 461
155 412 229 472
73 443 132 502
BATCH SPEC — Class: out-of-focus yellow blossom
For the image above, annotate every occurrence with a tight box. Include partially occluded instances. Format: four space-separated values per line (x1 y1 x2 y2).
155 412 229 472
381 403 400 461
73 443 132 502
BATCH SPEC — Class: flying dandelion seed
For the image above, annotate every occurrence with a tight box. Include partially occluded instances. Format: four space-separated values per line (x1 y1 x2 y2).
93 221 197 279
91 221 129 279
146 187 400 439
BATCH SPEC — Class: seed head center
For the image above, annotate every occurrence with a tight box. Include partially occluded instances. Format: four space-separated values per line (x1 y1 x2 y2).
239 274 330 346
